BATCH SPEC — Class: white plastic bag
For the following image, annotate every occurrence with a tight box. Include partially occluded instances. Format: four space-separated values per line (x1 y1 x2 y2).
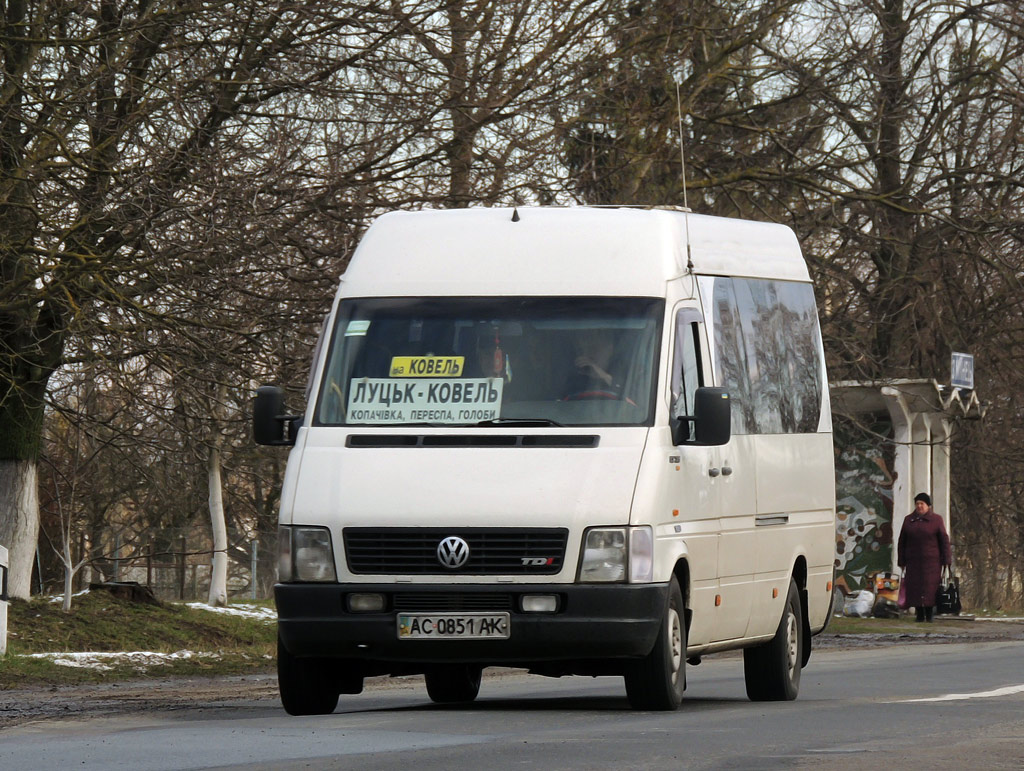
843 589 875 618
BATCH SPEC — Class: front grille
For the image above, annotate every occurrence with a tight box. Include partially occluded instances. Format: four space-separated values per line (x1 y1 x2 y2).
343 527 569 575
392 592 515 611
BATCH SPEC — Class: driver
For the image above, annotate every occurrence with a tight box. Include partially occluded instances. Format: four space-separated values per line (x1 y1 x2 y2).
564 329 622 397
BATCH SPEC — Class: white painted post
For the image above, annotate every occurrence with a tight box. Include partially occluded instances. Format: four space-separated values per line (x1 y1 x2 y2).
0 544 9 656
883 388 913 575
911 412 932 502
931 417 953 545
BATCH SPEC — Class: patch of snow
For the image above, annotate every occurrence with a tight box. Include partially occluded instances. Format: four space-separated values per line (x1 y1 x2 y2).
184 602 276 622
24 650 219 672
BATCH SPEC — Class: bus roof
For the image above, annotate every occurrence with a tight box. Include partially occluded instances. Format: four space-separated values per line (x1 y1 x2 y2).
339 207 811 297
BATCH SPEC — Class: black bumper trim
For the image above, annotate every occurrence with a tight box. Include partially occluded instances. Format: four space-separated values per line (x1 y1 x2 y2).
275 582 668 665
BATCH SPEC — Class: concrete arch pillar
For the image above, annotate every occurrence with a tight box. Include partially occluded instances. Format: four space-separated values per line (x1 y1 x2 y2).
882 386 913 573
911 412 932 501
930 417 952 541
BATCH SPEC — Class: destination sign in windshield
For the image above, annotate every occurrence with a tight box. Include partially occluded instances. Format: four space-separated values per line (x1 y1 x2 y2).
346 378 503 424
389 355 464 377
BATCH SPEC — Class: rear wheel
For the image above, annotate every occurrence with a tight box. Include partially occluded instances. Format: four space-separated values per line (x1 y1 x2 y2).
424 664 483 704
625 576 686 710
277 634 348 716
743 578 803 701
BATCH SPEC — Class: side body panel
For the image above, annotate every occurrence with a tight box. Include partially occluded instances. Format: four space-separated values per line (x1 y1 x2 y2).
747 432 836 636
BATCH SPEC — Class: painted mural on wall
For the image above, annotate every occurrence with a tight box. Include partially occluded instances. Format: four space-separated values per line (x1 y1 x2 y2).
834 416 895 593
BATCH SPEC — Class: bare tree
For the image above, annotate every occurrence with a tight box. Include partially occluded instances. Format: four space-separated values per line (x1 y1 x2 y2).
564 0 1024 604
769 1 1024 604
38 392 94 612
0 1 406 597
356 0 614 207
564 0 814 213
751 1 1024 380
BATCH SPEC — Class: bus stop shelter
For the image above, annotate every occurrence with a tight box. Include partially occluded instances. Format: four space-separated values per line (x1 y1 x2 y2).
830 379 985 592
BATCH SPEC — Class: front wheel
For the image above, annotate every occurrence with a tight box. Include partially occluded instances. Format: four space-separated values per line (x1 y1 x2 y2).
624 576 686 710
277 634 342 716
424 664 483 704
743 578 803 701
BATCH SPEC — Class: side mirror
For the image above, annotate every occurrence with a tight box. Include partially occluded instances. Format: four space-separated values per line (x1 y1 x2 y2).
693 387 731 446
253 385 302 446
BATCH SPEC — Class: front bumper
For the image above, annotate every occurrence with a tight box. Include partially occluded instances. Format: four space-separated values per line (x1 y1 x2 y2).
276 582 668 666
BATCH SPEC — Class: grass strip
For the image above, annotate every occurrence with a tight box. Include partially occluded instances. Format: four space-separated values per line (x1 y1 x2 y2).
1 590 276 689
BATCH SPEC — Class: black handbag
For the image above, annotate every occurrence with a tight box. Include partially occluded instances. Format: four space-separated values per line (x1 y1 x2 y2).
935 570 962 615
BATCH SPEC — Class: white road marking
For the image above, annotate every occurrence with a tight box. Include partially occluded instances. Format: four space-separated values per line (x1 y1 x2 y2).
889 684 1024 703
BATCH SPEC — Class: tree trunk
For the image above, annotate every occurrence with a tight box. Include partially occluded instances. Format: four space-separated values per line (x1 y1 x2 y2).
444 1 477 208
61 543 75 613
207 441 228 607
207 384 229 607
0 460 39 599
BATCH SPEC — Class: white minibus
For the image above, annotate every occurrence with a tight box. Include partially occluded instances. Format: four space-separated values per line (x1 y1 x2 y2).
255 206 836 714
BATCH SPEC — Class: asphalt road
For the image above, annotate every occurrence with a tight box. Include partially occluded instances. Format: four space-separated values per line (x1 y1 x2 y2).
2 640 1023 770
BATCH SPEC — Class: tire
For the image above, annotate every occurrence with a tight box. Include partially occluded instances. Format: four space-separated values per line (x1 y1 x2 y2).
625 576 686 710
743 578 803 701
277 634 342 716
424 664 483 704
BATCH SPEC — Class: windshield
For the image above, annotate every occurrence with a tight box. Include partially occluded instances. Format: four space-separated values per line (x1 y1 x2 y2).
315 297 664 427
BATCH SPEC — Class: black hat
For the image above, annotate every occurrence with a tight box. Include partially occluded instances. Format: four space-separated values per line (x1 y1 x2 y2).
914 492 932 506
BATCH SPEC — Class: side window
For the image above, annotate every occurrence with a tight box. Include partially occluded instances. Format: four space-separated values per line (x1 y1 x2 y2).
733 278 786 433
705 276 823 435
775 281 823 433
670 311 704 435
712 278 753 435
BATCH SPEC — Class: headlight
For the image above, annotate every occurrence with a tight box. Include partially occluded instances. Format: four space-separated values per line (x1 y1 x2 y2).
579 528 627 582
279 525 337 583
578 526 654 583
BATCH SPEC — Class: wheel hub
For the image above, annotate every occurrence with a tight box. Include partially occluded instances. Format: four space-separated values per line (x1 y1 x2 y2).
669 609 683 682
785 611 798 677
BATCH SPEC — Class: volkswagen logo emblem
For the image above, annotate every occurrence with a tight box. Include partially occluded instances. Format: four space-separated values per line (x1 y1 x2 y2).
437 536 470 569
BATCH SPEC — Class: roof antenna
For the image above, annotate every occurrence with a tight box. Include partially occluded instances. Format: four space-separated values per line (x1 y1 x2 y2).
675 81 690 212
675 80 695 275
511 207 520 222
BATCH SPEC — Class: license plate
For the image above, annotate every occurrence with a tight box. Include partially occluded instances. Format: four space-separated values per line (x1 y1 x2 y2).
397 613 510 640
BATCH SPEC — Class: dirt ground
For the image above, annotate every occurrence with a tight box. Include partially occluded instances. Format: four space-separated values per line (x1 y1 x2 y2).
814 616 1024 649
2 618 1022 729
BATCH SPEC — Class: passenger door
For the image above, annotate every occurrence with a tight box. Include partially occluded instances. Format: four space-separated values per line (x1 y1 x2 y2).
701 277 756 641
667 306 721 647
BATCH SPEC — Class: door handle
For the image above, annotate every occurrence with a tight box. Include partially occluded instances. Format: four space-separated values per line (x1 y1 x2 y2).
708 467 720 477
721 466 733 476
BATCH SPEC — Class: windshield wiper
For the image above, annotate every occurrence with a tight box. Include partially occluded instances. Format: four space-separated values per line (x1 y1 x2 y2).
475 418 564 427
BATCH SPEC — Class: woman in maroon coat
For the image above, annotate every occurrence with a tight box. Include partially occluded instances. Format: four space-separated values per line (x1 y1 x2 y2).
897 492 952 621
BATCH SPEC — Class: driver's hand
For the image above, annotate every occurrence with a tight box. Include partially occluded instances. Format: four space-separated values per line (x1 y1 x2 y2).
574 356 612 385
